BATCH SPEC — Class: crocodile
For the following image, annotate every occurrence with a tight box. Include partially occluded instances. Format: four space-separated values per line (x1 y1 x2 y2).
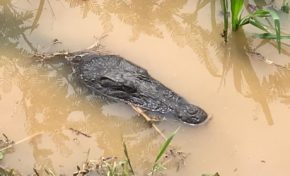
59 50 208 125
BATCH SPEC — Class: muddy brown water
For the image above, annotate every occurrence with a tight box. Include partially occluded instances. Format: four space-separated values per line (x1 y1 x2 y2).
1 0 290 175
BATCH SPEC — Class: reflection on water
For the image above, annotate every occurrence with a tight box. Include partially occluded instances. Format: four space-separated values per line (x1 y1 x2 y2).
219 30 274 125
0 55 158 174
0 1 34 55
1 0 290 175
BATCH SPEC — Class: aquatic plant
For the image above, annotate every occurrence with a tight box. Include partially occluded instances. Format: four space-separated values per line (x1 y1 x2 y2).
151 127 179 175
221 0 228 42
281 0 289 13
0 167 18 176
0 127 179 176
73 128 179 176
0 0 36 54
0 134 14 161
222 0 290 53
123 141 135 175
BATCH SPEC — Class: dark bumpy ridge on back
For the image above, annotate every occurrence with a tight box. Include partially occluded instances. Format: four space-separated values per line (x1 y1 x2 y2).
69 51 208 125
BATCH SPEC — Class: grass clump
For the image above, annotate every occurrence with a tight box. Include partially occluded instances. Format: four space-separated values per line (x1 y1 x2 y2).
73 156 132 176
0 128 180 176
73 128 180 176
221 0 290 53
0 134 14 161
0 167 19 176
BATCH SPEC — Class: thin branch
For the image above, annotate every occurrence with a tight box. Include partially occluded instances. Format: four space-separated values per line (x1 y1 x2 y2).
130 105 166 140
0 132 43 152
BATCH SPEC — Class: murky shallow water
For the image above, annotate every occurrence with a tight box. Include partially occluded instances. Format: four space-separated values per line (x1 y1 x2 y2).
1 0 290 175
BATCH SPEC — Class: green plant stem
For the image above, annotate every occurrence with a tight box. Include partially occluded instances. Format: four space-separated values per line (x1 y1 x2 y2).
231 0 244 31
222 0 228 42
123 141 135 175
152 127 179 175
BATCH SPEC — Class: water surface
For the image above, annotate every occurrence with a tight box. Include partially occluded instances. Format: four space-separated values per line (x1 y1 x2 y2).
1 0 290 175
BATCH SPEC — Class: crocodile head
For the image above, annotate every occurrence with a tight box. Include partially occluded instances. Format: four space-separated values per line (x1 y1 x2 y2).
176 104 208 125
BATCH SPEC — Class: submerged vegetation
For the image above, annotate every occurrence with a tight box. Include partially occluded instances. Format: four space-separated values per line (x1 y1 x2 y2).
0 129 186 176
222 0 290 53
0 134 14 162
0 167 19 176
72 128 181 176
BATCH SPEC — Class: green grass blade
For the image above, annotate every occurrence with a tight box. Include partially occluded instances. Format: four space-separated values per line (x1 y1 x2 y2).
267 9 281 53
123 141 135 175
231 0 244 31
244 9 270 32
252 9 270 17
154 127 179 164
248 17 269 32
105 161 116 176
239 16 249 26
151 128 179 174
255 33 290 39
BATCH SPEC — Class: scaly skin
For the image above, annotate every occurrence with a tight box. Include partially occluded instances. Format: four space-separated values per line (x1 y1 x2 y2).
67 51 208 125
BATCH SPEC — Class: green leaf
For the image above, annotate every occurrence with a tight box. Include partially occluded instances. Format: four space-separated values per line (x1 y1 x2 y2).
248 17 269 32
264 9 281 53
231 0 244 31
252 9 270 17
123 141 135 175
152 127 180 174
154 127 179 164
255 33 290 39
153 163 167 172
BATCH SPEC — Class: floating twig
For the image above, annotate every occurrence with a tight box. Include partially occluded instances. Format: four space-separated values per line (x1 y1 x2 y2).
130 105 166 140
33 168 40 176
130 106 189 172
32 51 69 62
69 128 91 138
0 132 43 152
